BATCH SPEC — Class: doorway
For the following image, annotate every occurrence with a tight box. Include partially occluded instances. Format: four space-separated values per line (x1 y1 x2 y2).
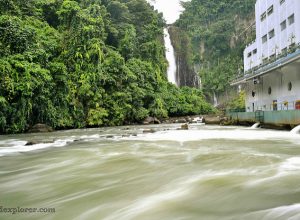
273 100 277 111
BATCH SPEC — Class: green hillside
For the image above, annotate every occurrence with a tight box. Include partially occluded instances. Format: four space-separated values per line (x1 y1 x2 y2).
172 0 256 103
0 0 214 133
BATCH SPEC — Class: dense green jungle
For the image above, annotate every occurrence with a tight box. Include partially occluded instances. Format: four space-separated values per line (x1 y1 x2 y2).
0 0 216 133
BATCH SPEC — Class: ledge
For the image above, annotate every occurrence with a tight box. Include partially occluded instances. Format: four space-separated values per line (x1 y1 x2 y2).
231 47 300 86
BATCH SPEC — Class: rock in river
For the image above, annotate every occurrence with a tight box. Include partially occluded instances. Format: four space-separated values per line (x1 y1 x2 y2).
142 117 161 125
177 123 189 130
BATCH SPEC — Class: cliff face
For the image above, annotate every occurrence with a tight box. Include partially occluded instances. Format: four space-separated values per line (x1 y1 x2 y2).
168 26 200 88
176 53 201 88
170 0 256 104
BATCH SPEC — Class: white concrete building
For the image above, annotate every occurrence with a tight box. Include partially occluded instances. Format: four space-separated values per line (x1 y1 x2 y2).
244 0 300 71
232 0 300 112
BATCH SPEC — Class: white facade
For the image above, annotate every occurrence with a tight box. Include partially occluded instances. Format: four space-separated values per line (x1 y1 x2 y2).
244 0 300 72
239 0 300 112
244 64 300 112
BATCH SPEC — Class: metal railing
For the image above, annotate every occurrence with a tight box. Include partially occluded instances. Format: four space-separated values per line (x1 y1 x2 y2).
228 100 300 113
231 43 300 85
255 110 264 123
251 101 297 112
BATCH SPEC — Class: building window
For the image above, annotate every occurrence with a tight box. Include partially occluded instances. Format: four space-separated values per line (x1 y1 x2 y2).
281 20 286 31
280 0 285 5
253 49 257 54
267 5 274 16
261 12 266 21
288 82 292 91
252 91 256 97
288 14 295 25
268 87 272 95
247 52 252 57
262 34 268 43
269 29 275 39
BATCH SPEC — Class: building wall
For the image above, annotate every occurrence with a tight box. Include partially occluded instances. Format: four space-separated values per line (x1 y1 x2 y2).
244 0 300 72
228 110 300 126
244 41 258 71
245 60 300 112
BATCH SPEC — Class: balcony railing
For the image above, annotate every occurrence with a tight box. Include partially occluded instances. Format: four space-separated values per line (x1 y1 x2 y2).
251 101 299 112
228 100 300 113
231 43 300 85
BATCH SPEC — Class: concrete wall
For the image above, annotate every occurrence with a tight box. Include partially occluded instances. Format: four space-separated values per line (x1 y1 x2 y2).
228 110 300 126
228 112 256 123
244 0 300 71
244 59 300 112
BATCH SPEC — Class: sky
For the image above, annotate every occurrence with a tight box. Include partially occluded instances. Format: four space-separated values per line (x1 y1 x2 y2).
147 0 189 24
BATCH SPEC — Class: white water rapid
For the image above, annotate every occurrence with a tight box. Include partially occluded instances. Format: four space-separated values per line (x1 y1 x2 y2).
164 28 177 85
251 122 261 129
1 125 300 220
291 125 300 134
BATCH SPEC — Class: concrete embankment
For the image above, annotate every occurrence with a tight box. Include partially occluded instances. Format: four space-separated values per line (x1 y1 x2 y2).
152 111 300 131
226 110 300 130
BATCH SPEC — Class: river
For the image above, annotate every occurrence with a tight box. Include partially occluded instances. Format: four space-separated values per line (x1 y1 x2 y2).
0 124 300 220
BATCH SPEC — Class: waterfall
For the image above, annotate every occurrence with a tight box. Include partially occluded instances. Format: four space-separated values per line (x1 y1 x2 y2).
251 122 260 129
164 28 177 85
291 125 300 134
213 92 218 107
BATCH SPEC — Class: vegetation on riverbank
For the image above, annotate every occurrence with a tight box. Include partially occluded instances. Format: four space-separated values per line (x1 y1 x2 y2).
0 0 214 134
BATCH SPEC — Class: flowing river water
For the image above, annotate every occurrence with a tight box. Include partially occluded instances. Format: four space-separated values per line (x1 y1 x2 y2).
1 124 300 220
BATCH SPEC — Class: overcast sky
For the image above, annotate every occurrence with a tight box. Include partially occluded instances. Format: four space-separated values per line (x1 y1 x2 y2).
147 0 189 24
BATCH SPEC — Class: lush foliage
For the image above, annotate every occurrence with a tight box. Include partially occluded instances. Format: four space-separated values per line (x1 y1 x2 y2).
228 90 245 111
0 0 214 133
174 0 256 101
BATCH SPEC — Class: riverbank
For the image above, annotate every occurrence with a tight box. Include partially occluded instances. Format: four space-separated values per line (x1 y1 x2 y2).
3 109 299 136
163 113 300 132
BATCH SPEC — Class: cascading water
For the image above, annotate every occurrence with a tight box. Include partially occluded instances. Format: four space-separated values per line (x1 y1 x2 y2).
251 122 260 129
291 125 300 134
213 92 218 107
146 0 183 85
164 28 177 85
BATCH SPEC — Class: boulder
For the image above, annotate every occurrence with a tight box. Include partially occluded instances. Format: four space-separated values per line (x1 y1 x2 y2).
153 118 161 124
25 141 39 146
180 123 189 130
220 117 229 125
185 117 192 123
143 129 156 133
25 140 54 146
28 124 53 133
142 117 161 125
178 119 187 123
204 116 220 125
